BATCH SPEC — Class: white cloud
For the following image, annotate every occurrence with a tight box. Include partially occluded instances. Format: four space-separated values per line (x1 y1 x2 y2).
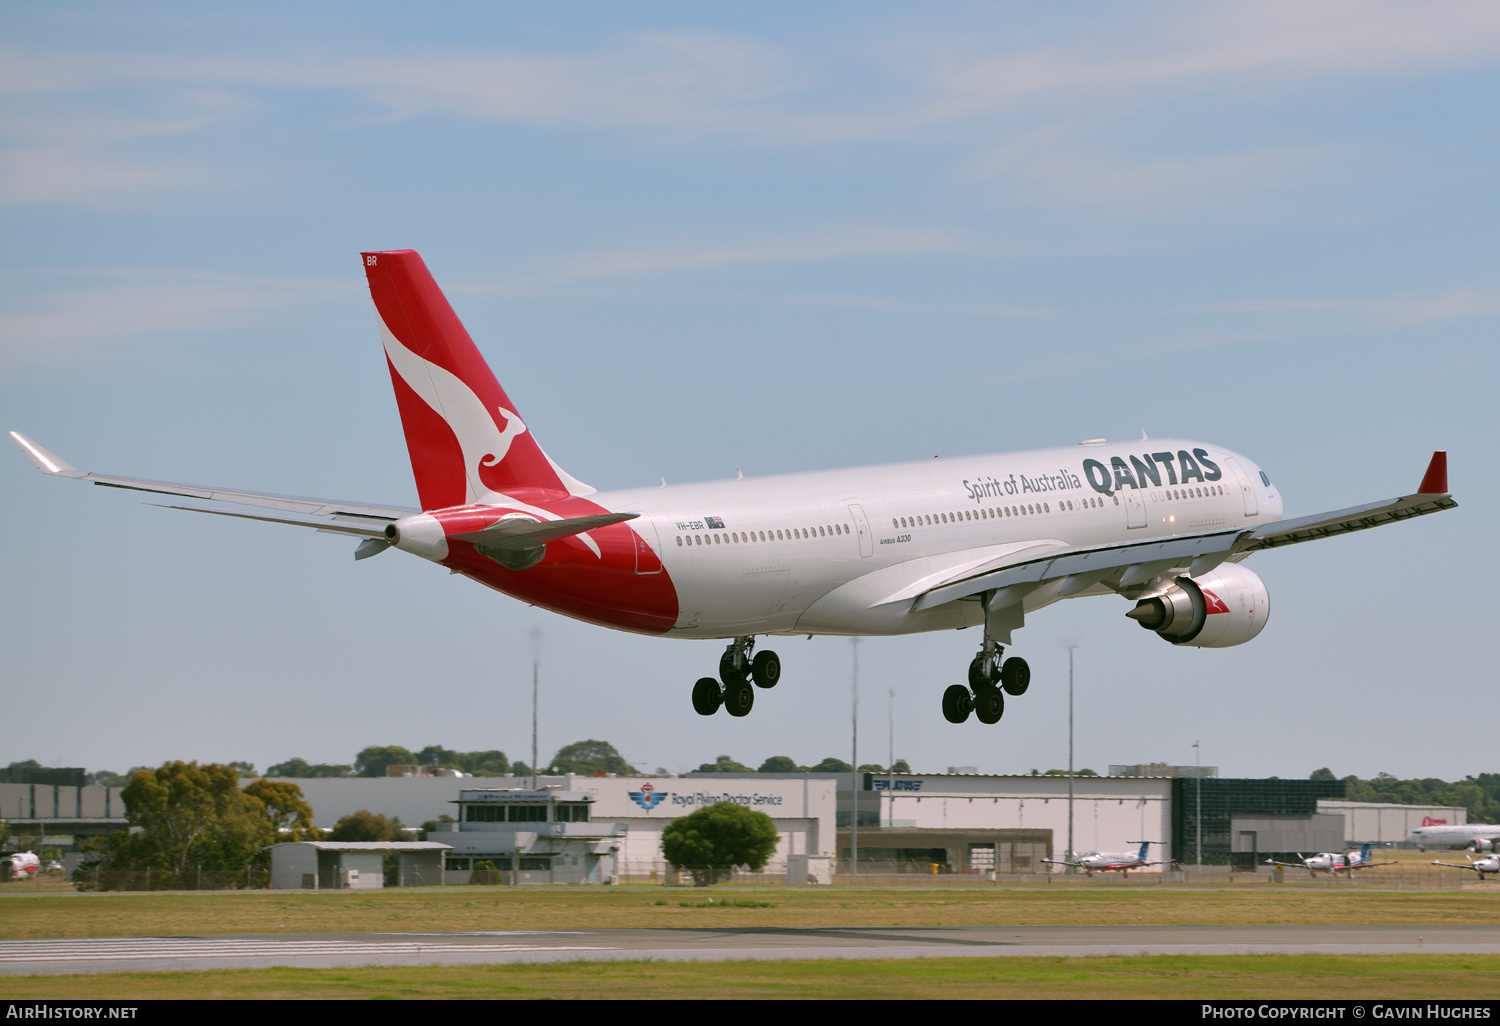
0 271 349 373
4 3 1500 210
450 226 969 293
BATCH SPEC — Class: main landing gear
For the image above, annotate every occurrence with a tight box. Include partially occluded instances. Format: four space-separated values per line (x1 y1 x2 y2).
692 636 781 718
942 639 1029 725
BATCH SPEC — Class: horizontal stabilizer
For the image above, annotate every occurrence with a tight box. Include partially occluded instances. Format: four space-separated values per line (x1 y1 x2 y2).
452 511 639 549
9 431 414 520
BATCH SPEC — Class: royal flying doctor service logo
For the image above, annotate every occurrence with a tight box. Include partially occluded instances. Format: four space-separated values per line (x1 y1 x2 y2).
629 782 667 811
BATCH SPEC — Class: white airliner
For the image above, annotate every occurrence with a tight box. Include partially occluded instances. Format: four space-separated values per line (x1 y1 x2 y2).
1043 841 1167 875
3 852 40 880
1430 853 1500 879
1265 843 1396 877
8 250 1457 725
1406 824 1500 851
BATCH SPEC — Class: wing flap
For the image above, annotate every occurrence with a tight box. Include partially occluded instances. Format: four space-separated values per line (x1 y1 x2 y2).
152 504 391 537
1232 492 1455 552
912 529 1242 612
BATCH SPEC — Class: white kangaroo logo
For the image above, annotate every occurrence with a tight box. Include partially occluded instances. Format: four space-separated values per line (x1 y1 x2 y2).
481 407 527 469
379 316 604 555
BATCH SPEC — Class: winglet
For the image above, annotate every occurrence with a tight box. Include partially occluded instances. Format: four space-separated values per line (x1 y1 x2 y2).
8 432 86 478
1417 450 1448 494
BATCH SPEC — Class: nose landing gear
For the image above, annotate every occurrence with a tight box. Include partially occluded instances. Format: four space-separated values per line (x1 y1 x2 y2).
693 637 781 717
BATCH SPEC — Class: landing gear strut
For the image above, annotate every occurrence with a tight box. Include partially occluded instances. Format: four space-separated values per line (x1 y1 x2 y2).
944 627 1030 725
693 637 781 717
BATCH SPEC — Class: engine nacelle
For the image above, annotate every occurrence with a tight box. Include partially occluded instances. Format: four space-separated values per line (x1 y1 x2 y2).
1126 563 1270 648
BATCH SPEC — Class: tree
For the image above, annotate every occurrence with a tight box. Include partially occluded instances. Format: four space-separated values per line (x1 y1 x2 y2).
243 779 318 840
1310 767 1337 781
227 761 257 777
550 740 635 776
417 745 458 767
857 763 886 773
109 762 274 874
86 769 130 787
354 746 416 778
329 809 405 842
811 757 853 773
267 757 353 778
892 760 911 774
456 750 511 776
661 802 779 886
697 755 753 773
758 756 802 773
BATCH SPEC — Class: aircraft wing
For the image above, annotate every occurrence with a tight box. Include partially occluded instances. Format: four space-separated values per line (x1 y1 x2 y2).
1263 858 1308 869
912 452 1454 612
10 432 414 544
1350 861 1399 869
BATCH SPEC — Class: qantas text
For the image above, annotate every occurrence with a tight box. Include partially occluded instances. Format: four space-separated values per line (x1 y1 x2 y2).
1083 449 1223 497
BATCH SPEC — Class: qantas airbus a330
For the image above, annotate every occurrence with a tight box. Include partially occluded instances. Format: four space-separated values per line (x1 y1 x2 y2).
10 250 1457 725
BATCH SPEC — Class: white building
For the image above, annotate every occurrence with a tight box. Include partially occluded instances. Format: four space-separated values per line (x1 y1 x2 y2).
860 773 1171 864
277 774 836 881
1320 800 1468 845
268 841 451 889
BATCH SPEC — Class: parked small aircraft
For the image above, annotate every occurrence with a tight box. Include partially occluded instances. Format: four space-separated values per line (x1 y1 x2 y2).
2 852 40 879
1265 843 1395 877
1430 853 1500 880
1043 841 1168 875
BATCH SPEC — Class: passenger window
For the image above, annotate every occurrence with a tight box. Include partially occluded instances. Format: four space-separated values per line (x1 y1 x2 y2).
676 536 683 546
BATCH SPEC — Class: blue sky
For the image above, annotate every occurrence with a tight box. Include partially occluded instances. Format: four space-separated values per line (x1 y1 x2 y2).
2 2 1495 784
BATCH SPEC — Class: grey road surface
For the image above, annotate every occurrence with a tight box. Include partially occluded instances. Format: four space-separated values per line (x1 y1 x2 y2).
4 925 1499 975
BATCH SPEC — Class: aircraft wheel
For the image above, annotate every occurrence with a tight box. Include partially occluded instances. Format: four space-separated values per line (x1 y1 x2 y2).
719 650 747 686
968 655 997 689
691 677 723 716
751 650 781 689
941 684 973 724
973 685 1004 725
724 680 755 717
1001 657 1031 696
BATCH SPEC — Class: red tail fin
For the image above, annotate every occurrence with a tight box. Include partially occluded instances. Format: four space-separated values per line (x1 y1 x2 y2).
1417 451 1447 495
362 251 591 510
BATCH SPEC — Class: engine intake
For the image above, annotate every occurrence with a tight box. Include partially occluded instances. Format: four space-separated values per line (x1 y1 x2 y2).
1126 562 1270 648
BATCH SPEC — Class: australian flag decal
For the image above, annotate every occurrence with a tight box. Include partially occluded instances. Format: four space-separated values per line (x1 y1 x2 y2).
705 516 725 529
629 782 666 811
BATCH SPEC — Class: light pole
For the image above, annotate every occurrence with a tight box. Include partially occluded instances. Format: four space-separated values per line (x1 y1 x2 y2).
887 688 895 828
850 637 859 883
530 627 542 790
1067 644 1078 873
1193 739 1202 866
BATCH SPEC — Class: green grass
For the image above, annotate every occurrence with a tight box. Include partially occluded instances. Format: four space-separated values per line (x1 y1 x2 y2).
2 954 1497 1000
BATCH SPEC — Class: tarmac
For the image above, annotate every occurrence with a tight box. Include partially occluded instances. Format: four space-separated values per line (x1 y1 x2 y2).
3 925 1499 974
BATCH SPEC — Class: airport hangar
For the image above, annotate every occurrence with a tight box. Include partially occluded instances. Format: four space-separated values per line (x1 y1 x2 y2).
272 767 1471 878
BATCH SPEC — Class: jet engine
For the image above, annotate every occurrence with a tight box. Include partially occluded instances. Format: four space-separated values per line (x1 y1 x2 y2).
1125 563 1270 648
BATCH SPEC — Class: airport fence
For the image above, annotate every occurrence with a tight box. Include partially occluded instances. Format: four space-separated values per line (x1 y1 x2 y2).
73 866 271 891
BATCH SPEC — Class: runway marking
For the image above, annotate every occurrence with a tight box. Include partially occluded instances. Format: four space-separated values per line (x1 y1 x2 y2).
0 938 605 964
4 931 1499 975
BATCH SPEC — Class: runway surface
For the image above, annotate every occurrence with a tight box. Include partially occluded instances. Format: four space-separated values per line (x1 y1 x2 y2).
4 925 1499 975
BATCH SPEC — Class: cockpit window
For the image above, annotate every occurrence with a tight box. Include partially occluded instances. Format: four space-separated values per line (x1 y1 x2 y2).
1259 471 1271 486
